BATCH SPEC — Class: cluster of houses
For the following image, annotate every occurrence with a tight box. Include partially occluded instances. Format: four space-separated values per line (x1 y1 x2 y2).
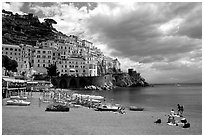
2 34 121 78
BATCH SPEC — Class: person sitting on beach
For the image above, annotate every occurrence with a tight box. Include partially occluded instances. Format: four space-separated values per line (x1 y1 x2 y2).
176 117 190 128
167 115 176 125
154 118 161 124
170 109 175 116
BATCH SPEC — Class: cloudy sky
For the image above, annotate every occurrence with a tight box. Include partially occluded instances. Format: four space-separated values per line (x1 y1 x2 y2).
2 2 202 84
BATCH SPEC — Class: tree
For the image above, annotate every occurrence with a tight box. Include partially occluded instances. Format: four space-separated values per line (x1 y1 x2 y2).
44 18 57 24
45 63 60 78
2 55 18 75
44 18 57 28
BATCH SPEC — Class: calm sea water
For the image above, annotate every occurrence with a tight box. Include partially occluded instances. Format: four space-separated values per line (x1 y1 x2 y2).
77 83 202 115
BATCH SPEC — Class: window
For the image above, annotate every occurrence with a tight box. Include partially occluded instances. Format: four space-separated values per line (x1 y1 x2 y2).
19 49 21 51
38 60 40 62
43 64 45 67
37 51 40 53
48 60 50 63
53 53 55 56
62 65 63 68
15 49 17 51
43 60 45 63
15 53 17 55
37 64 40 67
10 48 13 51
10 52 12 55
43 51 46 54
5 48 8 50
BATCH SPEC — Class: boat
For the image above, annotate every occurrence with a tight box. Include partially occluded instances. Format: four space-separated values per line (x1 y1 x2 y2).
176 83 181 87
129 106 144 111
10 96 28 100
7 99 30 106
45 103 70 112
68 102 81 108
95 104 119 112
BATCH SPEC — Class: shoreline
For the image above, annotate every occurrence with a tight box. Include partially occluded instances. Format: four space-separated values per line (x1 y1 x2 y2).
2 92 201 135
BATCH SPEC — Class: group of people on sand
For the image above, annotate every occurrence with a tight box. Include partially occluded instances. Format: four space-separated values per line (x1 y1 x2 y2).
154 104 190 128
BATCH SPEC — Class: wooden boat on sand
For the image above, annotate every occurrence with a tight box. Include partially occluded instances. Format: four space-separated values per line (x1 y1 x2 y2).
129 106 144 111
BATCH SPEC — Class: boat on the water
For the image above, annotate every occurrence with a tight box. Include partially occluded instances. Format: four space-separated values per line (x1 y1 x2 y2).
7 99 30 106
45 103 70 112
129 106 144 111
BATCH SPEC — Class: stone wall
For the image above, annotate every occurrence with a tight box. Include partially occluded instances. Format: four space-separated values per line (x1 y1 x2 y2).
52 74 113 89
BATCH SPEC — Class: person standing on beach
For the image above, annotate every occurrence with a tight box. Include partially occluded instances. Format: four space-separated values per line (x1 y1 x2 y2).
177 104 181 115
180 105 184 116
39 96 43 107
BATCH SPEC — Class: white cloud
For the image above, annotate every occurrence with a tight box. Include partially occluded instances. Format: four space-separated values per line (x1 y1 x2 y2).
2 2 24 14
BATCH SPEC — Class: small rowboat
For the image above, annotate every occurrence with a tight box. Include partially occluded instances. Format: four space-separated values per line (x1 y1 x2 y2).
45 103 70 112
7 99 30 106
95 105 119 112
10 96 28 100
129 106 144 111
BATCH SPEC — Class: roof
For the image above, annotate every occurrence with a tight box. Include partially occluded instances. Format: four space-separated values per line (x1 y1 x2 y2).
2 77 26 83
2 44 20 48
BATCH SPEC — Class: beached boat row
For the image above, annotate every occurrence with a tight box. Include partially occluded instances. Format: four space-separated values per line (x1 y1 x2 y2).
5 88 144 114
6 95 31 106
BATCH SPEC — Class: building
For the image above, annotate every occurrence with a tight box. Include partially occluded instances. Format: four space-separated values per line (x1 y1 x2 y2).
58 57 88 77
82 39 93 49
113 58 121 72
2 44 23 75
33 47 53 74
2 33 121 78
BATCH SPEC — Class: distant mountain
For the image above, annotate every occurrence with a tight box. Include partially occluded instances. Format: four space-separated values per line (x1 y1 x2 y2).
2 9 67 46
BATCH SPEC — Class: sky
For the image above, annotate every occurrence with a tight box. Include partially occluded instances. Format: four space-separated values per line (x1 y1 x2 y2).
2 2 202 84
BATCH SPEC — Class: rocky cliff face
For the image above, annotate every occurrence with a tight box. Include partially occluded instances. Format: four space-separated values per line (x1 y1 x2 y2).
113 73 149 87
2 10 64 46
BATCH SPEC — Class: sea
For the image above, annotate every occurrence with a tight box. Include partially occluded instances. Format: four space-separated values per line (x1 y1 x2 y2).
77 83 202 116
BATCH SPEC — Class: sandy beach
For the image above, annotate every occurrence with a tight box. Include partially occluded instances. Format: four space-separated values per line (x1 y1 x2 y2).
2 92 201 135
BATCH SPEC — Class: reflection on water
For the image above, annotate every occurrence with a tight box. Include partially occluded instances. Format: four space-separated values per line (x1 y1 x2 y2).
77 84 202 114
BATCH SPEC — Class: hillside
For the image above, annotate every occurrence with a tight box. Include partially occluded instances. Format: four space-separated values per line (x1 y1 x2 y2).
2 9 66 46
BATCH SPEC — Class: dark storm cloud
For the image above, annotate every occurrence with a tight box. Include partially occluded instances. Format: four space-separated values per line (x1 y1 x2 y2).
86 2 202 63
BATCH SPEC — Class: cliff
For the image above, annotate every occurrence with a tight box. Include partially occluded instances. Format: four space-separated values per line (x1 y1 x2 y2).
2 9 65 46
113 73 149 87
